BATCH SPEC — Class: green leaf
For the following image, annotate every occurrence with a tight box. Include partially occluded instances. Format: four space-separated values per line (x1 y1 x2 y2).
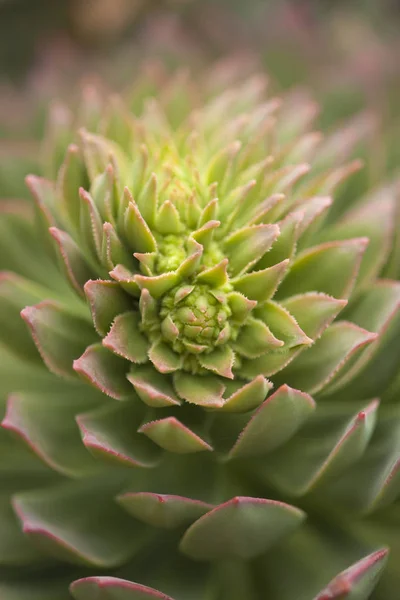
71 577 175 600
263 400 378 496
221 376 272 413
50 227 94 296
326 409 400 512
173 373 225 408
156 200 185 235
325 281 400 397
313 549 388 600
90 165 119 225
136 173 158 228
256 212 302 268
21 301 96 379
229 385 315 459
232 260 289 302
256 301 312 349
102 222 135 270
276 321 377 394
57 144 87 230
318 192 395 291
276 239 369 300
196 259 229 287
128 365 181 408
134 272 179 299
180 497 305 560
110 264 141 297
0 493 45 566
240 301 312 379
0 272 46 362
0 203 60 288
199 345 235 379
123 192 157 253
281 292 347 340
295 195 332 241
206 140 242 189
198 197 219 227
176 240 203 279
85 279 133 336
25 175 58 254
74 344 132 399
103 312 149 364
25 174 57 227
80 129 127 182
118 493 212 529
102 95 135 152
77 402 160 468
224 224 280 276
139 417 212 453
191 220 220 248
79 188 103 260
13 478 147 567
148 340 182 374
264 163 310 199
233 317 283 358
227 292 257 324
3 391 101 477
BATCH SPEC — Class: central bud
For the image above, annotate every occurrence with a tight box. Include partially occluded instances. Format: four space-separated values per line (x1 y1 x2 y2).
160 284 232 356
155 235 187 274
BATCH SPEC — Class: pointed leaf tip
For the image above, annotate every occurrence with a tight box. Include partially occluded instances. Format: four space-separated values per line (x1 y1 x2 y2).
313 548 388 600
70 577 175 600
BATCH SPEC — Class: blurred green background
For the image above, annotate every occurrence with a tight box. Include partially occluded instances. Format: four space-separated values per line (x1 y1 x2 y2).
0 0 399 84
0 0 399 192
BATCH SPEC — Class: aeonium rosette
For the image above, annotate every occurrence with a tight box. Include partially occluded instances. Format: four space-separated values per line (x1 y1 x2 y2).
0 67 399 600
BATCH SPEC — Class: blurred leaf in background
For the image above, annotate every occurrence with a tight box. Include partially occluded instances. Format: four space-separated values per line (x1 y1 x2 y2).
0 0 399 200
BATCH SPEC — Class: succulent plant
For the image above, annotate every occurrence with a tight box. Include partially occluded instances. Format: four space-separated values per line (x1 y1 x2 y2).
1 66 400 600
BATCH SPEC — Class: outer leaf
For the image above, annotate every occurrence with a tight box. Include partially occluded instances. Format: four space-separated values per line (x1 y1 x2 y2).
264 400 379 496
180 497 305 560
325 280 400 397
2 391 100 477
313 549 388 600
77 402 160 468
128 365 181 408
320 191 395 291
13 479 147 567
229 385 315 459
326 409 400 512
71 577 175 600
276 239 369 300
139 417 212 454
57 144 87 229
0 272 47 362
103 312 149 364
73 344 132 399
50 227 94 296
118 493 212 529
21 301 96 379
84 280 132 336
276 322 377 394
281 292 347 340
